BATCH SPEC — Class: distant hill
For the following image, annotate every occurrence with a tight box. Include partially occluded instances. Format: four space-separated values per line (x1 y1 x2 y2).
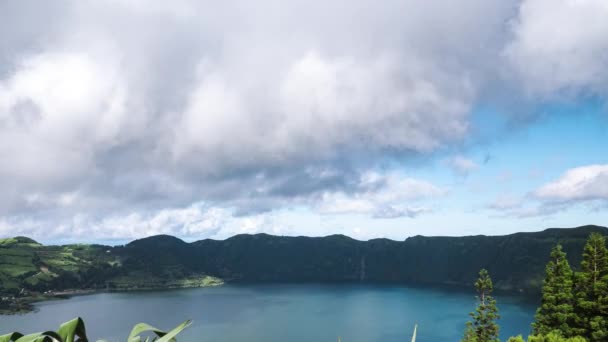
1 225 606 295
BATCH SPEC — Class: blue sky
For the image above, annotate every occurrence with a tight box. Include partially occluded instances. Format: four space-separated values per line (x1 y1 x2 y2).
219 103 608 241
1 0 607 243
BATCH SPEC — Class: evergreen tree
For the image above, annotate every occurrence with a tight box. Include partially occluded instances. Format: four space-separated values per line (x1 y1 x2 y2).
463 269 500 342
533 244 576 337
574 233 608 341
528 331 587 342
461 321 478 342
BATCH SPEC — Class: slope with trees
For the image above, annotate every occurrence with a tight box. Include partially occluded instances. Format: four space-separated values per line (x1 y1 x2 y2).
1 225 607 313
465 232 608 342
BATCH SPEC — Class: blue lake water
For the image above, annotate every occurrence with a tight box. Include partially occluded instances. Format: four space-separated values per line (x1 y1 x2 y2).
0 284 536 342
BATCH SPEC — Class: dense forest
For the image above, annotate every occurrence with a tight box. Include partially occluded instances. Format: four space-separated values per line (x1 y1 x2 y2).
461 232 608 342
1 225 607 300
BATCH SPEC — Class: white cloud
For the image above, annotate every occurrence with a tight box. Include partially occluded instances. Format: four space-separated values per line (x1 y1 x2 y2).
171 50 474 176
488 195 522 211
534 164 608 202
0 203 229 241
0 203 292 241
446 156 479 176
316 172 444 218
1 0 607 240
487 165 608 219
0 0 500 235
0 51 133 213
505 0 608 97
0 52 129 145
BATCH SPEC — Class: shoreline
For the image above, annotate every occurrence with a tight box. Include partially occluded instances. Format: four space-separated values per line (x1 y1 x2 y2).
0 278 224 315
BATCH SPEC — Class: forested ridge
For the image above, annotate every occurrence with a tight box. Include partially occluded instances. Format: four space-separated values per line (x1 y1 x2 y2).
461 231 608 342
1 225 606 298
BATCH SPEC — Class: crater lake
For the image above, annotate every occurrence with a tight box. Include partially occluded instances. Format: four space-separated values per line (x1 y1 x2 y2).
0 284 536 342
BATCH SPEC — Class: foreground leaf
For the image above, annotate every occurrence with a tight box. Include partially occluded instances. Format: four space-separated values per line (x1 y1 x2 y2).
57 318 88 342
128 323 168 342
15 331 62 342
155 320 191 342
0 333 24 342
411 324 417 342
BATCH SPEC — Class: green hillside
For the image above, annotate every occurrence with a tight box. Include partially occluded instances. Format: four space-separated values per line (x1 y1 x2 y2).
1 225 606 302
187 225 608 291
0 238 118 294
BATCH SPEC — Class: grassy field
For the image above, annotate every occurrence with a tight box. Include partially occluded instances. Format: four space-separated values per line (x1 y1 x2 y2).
1 237 224 314
0 237 118 294
0 239 39 291
107 274 223 290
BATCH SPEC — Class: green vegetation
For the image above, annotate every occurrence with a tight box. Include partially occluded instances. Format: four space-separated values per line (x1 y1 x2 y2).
0 237 222 314
1 225 607 315
185 225 608 291
533 245 576 336
573 233 608 341
0 240 119 296
2 228 608 340
507 332 586 342
0 317 191 342
462 269 500 342
460 231 608 342
4 225 608 294
108 274 223 291
527 233 608 341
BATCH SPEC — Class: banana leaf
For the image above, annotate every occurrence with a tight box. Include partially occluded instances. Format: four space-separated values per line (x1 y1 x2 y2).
57 318 88 342
155 320 191 342
0 333 24 342
128 322 167 342
15 331 62 342
3 318 190 342
128 320 190 342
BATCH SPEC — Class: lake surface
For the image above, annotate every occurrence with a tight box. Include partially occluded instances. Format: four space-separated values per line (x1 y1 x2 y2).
0 284 536 342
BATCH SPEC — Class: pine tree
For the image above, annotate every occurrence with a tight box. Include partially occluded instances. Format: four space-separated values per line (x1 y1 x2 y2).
574 233 608 341
528 331 587 342
463 269 500 342
461 321 478 342
533 244 576 337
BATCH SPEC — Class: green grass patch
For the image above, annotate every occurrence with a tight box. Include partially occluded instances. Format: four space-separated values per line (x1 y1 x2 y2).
108 274 223 290
23 272 58 286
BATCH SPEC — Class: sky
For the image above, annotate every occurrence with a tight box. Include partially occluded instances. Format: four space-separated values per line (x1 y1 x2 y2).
0 0 607 244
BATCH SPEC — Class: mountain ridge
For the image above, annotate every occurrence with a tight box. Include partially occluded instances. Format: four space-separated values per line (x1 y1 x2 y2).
1 225 607 300
127 224 608 246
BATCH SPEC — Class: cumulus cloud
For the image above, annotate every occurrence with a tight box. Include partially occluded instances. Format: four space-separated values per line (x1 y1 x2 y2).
0 0 607 240
533 165 608 203
0 203 290 242
316 172 444 218
175 50 473 164
487 165 608 218
505 0 608 97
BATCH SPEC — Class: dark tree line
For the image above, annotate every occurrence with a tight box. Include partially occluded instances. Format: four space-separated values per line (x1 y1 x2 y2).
462 232 608 342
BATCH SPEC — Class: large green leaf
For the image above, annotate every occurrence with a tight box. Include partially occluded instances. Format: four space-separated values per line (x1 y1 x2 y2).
0 332 24 342
15 331 62 342
3 318 190 342
154 321 191 342
57 318 88 342
128 323 167 342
